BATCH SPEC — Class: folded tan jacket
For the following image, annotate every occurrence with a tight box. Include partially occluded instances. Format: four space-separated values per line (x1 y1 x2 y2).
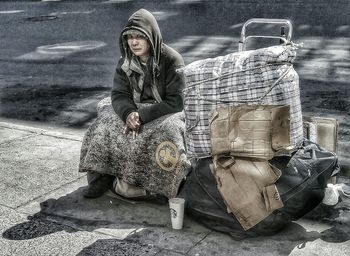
211 156 284 230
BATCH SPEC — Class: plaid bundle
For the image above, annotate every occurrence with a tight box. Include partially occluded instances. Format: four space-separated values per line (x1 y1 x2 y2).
179 45 303 159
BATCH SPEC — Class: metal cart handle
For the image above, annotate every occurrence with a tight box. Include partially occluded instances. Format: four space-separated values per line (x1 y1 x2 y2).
239 18 293 52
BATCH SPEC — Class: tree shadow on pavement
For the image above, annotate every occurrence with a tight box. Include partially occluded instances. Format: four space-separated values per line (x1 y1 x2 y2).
76 238 161 256
0 84 110 128
2 186 170 239
2 186 350 255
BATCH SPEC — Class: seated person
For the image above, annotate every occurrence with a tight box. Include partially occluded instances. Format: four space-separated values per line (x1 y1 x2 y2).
79 9 190 199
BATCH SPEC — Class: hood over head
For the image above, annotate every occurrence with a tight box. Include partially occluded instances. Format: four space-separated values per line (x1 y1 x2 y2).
120 9 163 74
122 29 147 38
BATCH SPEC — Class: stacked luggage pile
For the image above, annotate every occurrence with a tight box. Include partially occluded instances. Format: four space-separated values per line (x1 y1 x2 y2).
178 19 340 237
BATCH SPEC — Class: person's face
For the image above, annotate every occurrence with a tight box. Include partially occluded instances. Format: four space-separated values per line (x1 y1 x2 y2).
127 34 150 62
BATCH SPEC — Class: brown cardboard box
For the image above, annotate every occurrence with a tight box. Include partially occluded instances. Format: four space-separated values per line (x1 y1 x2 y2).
303 116 338 154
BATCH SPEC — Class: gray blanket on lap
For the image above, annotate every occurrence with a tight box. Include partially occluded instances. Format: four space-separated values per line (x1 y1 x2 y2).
79 97 191 199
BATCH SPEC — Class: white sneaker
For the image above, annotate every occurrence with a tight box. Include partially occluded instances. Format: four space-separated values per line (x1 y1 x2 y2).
322 183 350 206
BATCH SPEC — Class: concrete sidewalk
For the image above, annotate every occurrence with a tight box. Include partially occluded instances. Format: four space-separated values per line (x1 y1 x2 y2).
0 119 349 256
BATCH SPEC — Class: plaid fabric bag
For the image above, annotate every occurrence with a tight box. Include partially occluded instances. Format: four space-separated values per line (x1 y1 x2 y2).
179 45 303 159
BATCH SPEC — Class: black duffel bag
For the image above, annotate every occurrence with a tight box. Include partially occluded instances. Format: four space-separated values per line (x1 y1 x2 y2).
272 140 340 220
179 140 339 238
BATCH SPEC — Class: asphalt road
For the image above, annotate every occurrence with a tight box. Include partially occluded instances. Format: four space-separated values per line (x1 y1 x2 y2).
0 0 349 171
0 0 349 125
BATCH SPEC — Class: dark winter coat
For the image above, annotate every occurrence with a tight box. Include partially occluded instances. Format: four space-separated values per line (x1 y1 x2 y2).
111 9 185 124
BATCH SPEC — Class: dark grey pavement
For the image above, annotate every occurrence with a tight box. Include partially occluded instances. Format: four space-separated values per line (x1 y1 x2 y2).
1 0 350 255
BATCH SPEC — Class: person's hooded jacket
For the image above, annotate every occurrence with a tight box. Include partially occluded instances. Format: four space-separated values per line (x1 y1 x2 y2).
111 9 185 124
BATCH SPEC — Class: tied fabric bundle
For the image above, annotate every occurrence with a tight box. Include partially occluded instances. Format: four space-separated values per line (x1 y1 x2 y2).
179 44 303 159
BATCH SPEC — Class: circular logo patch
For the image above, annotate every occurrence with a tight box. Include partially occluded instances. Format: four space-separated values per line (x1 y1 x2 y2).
155 141 180 171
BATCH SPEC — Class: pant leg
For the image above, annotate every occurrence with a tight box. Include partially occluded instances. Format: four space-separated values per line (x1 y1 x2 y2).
87 171 101 184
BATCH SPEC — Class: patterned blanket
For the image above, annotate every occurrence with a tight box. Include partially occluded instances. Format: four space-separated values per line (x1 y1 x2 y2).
179 44 303 159
79 97 191 199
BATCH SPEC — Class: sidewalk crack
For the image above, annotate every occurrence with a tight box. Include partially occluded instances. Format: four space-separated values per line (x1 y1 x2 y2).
15 175 86 211
0 133 40 145
185 230 212 255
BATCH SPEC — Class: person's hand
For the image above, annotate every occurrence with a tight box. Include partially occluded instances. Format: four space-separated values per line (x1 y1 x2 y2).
123 125 140 139
124 112 140 139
